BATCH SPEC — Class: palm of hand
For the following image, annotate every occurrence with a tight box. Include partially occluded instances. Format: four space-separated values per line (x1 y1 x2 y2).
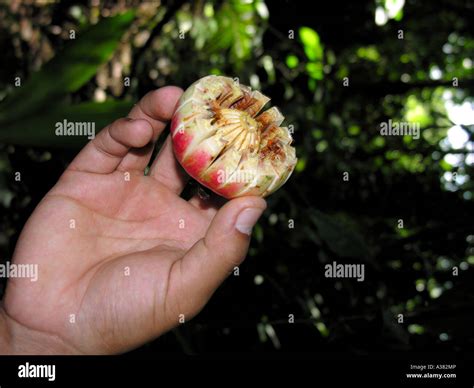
6 170 208 354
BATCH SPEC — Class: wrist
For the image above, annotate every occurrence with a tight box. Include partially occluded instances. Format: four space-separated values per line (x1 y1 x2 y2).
0 306 81 355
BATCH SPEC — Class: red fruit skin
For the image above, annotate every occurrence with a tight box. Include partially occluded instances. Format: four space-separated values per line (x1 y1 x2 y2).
172 130 193 160
201 169 245 199
181 150 213 179
177 152 243 199
171 116 209 182
170 113 189 159
216 184 242 198
171 103 243 198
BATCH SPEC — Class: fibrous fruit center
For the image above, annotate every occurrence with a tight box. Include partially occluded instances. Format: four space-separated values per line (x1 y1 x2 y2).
211 107 261 155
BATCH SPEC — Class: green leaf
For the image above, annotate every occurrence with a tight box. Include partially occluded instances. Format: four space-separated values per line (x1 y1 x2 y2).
306 62 323 80
348 125 361 135
404 95 432 127
206 0 259 66
295 158 306 172
0 100 133 147
255 0 269 19
299 27 323 61
310 209 371 260
356 46 380 62
440 159 452 171
0 11 135 126
394 8 404 21
308 78 317 91
253 223 264 243
286 55 299 69
261 55 275 83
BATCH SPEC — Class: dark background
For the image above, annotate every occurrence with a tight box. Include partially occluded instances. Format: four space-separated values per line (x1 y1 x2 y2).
0 0 473 355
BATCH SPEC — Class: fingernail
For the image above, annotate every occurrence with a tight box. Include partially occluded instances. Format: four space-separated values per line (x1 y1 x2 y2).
235 207 264 235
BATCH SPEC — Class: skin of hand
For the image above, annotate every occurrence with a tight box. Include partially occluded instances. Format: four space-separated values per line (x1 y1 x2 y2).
0 86 266 354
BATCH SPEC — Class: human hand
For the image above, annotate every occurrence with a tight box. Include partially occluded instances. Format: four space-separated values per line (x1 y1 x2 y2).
0 86 266 354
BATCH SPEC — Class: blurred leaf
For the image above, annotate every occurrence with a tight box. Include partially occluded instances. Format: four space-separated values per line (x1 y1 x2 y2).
440 159 453 171
315 321 329 337
404 95 433 127
394 9 404 21
0 11 135 125
295 158 306 172
286 55 299 69
206 0 262 66
348 125 361 135
299 27 323 61
0 100 133 147
254 223 264 243
356 46 380 62
261 55 275 83
310 209 371 260
384 0 405 22
306 62 323 80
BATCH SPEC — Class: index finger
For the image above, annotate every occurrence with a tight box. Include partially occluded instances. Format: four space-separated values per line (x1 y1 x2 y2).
117 86 183 172
68 87 182 175
128 86 183 137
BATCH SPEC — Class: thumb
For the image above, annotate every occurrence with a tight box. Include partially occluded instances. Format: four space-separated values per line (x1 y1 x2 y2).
169 196 266 318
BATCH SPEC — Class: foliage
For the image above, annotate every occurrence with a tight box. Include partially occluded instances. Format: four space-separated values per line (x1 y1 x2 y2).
0 0 473 354
0 11 135 134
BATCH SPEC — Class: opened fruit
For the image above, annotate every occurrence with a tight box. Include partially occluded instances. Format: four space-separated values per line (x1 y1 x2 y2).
170 75 297 198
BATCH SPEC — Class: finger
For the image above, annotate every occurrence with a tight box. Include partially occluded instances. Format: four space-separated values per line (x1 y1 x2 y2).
148 135 189 194
118 86 183 172
68 118 153 174
128 86 183 134
167 196 266 318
